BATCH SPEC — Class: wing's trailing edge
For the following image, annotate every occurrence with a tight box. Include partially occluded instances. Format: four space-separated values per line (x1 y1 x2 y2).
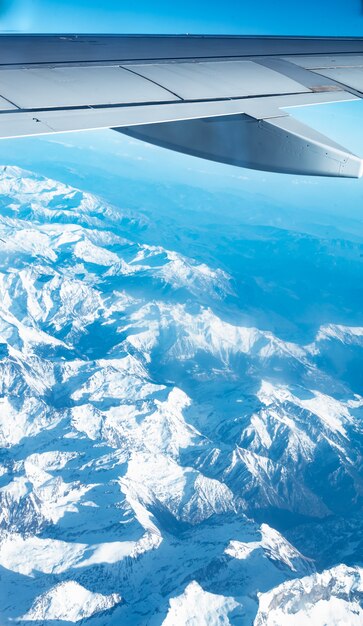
1 34 363 177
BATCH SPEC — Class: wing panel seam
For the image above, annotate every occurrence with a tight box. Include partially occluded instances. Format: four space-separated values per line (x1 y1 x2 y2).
120 65 184 101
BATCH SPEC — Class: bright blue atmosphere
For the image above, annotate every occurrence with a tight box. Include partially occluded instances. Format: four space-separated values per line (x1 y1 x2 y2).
0 2 363 625
0 0 363 35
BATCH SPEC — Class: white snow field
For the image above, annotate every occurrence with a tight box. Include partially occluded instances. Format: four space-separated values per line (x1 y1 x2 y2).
0 165 362 624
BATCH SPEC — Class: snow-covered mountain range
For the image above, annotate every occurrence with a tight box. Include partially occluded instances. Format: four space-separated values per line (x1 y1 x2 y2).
0 164 362 624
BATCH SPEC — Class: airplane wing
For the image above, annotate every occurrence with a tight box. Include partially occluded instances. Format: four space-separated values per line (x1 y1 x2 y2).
1 34 363 177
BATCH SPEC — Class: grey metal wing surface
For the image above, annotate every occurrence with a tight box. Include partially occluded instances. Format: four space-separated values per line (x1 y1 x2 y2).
1 34 363 177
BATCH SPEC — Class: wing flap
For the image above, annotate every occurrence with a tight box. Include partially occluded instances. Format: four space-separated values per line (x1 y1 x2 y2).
116 112 363 178
124 61 310 101
0 58 311 113
311 67 363 95
0 66 179 110
282 55 363 69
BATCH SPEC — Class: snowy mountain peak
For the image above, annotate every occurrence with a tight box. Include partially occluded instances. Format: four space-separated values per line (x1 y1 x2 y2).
0 165 362 624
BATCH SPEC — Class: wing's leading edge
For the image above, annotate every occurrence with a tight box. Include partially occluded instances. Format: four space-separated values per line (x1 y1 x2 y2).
1 35 363 177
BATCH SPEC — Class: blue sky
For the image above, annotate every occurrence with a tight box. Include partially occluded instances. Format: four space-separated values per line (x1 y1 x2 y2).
1 0 363 35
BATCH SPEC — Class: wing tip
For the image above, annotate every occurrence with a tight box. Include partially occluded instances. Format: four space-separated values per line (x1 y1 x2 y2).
341 155 363 179
357 159 363 179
